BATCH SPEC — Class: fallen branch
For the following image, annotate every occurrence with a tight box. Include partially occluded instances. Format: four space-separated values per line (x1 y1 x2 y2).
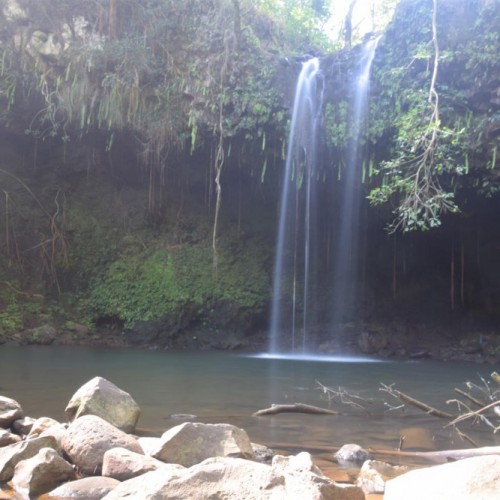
446 400 500 432
380 383 456 419
253 403 338 417
453 387 486 408
373 445 500 464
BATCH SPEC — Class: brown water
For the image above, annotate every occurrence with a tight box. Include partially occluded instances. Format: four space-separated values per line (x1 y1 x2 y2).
0 346 498 468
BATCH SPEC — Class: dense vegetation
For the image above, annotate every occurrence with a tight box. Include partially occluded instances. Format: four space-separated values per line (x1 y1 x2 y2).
0 0 499 352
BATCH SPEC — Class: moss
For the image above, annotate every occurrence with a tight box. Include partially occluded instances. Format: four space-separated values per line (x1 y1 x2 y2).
88 239 270 329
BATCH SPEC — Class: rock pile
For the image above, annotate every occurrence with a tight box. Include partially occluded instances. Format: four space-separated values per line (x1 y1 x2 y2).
1 377 499 499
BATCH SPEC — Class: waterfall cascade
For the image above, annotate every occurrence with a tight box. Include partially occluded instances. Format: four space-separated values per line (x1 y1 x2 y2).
269 38 380 355
269 57 324 353
330 36 381 334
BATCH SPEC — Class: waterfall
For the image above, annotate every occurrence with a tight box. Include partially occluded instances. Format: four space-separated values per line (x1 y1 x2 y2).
330 36 381 334
269 57 324 353
269 37 380 354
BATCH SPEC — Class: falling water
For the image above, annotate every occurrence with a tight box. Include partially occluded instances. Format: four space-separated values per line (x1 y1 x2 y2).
269 58 324 353
330 36 381 332
269 38 380 354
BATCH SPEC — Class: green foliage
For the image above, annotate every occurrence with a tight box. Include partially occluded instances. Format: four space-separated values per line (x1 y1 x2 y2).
324 100 348 150
88 240 269 328
365 0 500 232
255 0 333 54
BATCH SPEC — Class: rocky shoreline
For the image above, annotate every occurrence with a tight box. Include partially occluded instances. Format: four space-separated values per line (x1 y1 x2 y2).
3 320 500 365
1 376 499 499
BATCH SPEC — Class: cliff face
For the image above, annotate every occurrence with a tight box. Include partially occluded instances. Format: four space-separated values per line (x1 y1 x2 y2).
0 0 499 357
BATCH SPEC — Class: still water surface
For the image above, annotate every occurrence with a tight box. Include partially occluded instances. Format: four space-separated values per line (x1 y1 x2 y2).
1 346 498 466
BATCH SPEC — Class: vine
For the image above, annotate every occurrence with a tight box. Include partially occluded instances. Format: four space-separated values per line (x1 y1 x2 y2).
368 0 462 232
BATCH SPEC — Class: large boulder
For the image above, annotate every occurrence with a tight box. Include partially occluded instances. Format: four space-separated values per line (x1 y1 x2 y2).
0 396 23 428
0 435 58 482
65 377 140 433
61 415 143 476
103 453 364 500
102 447 179 481
384 455 500 500
150 422 255 466
47 476 120 499
11 447 76 497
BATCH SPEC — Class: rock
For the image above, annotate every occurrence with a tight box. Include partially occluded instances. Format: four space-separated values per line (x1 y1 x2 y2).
252 442 274 463
356 460 409 494
102 447 178 481
103 454 364 500
0 429 21 447
65 376 140 433
27 417 63 438
24 324 57 345
137 437 161 456
11 416 36 436
61 415 143 476
0 395 23 428
334 444 371 465
12 447 76 497
271 452 363 499
384 455 500 500
0 435 58 482
151 422 255 467
38 423 68 452
47 476 120 499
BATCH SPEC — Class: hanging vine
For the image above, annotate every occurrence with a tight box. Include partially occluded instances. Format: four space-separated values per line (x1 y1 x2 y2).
367 0 473 233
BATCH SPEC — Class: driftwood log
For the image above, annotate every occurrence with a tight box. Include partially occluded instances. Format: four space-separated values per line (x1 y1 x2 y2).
253 403 338 417
373 445 500 464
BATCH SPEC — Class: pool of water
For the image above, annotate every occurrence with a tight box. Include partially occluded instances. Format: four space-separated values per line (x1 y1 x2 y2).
0 346 498 468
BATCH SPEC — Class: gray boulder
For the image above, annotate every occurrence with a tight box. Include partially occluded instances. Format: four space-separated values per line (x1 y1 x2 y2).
12 447 76 497
102 447 180 481
47 476 120 499
0 428 21 447
65 376 140 433
356 460 409 494
334 444 371 465
151 422 255 466
0 395 23 428
384 455 500 500
103 453 364 500
62 415 143 476
0 435 58 482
